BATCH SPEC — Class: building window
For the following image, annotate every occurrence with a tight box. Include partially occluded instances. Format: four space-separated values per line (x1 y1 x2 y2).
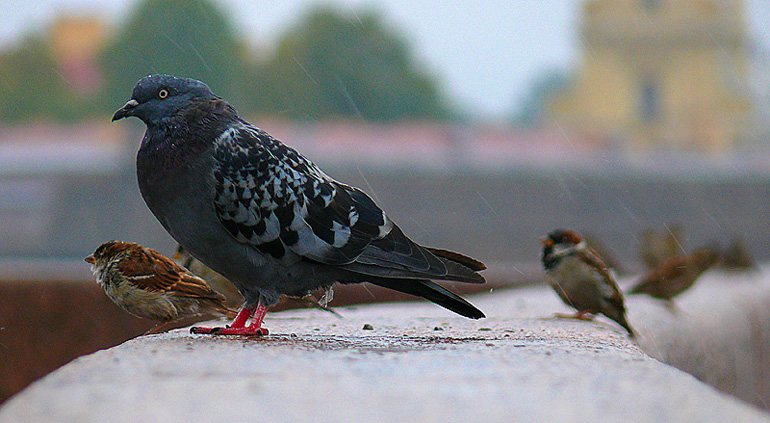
641 76 659 122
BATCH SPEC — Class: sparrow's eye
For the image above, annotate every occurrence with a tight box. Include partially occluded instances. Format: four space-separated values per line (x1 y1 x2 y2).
158 89 169 99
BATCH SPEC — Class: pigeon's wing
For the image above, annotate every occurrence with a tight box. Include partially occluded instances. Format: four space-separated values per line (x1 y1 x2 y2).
212 123 485 283
118 246 225 301
212 123 393 265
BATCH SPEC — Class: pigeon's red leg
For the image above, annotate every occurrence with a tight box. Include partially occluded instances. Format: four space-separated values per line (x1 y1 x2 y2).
190 302 268 336
244 301 269 334
229 303 258 329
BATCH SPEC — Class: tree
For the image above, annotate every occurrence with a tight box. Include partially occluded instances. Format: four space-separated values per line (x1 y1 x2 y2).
513 69 571 127
252 6 452 122
100 0 251 112
0 36 73 123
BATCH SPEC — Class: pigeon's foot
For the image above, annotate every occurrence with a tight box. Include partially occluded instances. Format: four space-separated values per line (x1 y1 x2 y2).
191 300 270 337
190 325 268 336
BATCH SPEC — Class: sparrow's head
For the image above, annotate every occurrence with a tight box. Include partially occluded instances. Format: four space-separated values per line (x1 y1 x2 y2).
540 229 586 269
85 240 134 269
112 75 216 125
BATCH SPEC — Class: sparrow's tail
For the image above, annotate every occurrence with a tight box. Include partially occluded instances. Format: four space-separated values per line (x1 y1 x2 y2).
606 309 636 339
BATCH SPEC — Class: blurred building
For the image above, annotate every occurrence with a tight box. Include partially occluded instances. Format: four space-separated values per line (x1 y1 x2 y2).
47 15 109 96
551 0 752 155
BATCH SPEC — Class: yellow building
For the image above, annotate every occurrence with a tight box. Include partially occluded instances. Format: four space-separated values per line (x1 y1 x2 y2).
48 15 109 96
552 0 752 155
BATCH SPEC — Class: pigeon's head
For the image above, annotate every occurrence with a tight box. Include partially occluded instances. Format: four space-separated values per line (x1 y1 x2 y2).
112 75 215 125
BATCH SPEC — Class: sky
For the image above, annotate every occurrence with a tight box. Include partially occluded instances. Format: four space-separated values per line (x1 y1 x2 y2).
2 0 769 120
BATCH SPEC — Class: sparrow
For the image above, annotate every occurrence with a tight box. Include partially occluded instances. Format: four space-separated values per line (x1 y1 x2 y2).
172 244 243 308
720 237 755 271
173 244 343 317
638 224 684 269
541 229 635 338
112 74 486 336
85 241 233 333
630 244 719 305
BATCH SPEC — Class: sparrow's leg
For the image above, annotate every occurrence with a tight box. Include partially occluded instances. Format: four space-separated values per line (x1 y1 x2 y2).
553 310 594 320
663 300 679 314
290 295 342 318
145 321 171 335
190 301 269 336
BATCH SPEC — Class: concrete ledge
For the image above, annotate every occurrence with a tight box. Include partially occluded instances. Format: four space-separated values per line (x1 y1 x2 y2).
626 268 770 410
3 279 769 422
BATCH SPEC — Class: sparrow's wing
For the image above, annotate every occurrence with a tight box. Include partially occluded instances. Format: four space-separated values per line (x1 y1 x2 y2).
631 255 690 293
118 246 224 301
579 248 624 299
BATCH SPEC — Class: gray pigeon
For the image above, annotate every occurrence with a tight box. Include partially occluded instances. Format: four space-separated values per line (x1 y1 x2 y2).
112 74 486 335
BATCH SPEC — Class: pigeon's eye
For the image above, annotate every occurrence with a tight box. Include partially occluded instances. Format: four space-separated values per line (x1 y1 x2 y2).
158 89 169 99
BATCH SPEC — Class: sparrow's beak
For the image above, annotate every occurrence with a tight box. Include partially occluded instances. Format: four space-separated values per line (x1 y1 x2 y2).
112 99 139 121
84 255 95 264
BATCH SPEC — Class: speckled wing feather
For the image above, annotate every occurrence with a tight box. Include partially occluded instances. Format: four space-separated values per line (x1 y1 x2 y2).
211 121 484 284
212 122 392 265
118 245 225 301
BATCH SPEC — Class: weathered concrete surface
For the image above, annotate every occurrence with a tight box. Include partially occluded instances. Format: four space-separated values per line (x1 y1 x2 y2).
2 279 768 423
624 268 770 410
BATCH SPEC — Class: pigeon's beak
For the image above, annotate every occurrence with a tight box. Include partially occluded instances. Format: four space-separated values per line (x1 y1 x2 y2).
112 99 139 121
84 255 95 264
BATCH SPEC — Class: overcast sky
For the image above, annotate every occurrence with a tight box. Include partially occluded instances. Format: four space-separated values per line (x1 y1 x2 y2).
2 0 769 120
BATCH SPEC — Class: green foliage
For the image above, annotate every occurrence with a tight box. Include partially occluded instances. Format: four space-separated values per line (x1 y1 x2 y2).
514 69 571 127
251 6 452 122
100 0 249 111
0 0 452 124
0 36 72 122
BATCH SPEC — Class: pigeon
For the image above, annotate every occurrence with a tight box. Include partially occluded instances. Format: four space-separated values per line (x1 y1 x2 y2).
173 244 343 317
541 229 635 338
112 74 486 335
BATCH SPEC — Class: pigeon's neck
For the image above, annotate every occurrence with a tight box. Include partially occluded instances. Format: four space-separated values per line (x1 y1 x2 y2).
137 98 237 177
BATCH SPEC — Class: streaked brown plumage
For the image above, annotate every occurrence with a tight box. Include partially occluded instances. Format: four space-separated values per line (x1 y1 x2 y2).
85 241 232 329
630 245 719 302
541 229 635 338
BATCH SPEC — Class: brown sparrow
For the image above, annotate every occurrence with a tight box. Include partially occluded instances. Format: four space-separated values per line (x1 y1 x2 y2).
173 244 342 317
638 224 684 269
172 244 244 308
85 241 233 332
541 229 635 338
630 244 719 305
720 237 755 271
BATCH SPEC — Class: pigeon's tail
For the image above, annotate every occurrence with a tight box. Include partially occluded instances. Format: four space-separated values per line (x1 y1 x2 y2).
426 247 486 284
368 278 485 319
425 247 486 271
